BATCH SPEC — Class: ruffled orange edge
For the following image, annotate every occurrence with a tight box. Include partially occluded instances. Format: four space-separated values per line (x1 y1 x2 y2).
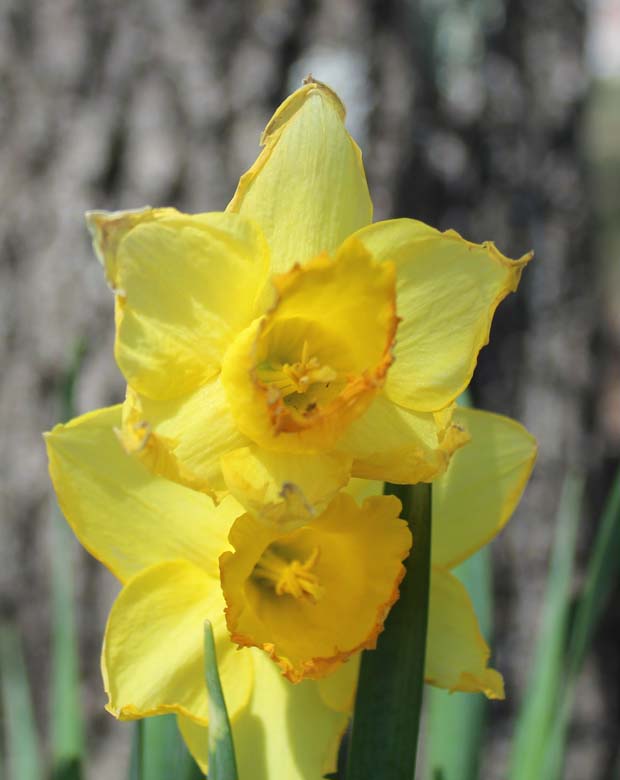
226 558 407 683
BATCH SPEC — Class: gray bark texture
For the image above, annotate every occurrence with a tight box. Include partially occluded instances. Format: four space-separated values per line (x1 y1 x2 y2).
1 0 618 777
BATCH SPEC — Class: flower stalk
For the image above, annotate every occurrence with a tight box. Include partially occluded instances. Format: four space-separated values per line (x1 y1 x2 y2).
346 481 432 780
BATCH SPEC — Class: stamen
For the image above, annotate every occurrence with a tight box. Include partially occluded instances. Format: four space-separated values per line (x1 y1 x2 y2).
257 340 337 399
253 545 325 602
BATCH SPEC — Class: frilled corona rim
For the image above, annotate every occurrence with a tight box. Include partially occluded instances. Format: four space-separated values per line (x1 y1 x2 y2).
225 558 408 684
251 257 399 437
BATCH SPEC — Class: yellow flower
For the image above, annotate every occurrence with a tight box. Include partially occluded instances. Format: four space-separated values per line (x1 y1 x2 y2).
44 406 406 776
86 79 531 528
44 398 536 774
219 492 411 682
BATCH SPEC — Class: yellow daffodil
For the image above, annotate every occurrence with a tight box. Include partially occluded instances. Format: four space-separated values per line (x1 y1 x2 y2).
45 397 535 775
44 406 406 777
220 491 410 682
86 79 532 529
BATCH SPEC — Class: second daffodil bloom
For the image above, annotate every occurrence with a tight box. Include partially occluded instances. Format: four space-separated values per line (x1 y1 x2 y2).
45 400 535 774
86 79 532 529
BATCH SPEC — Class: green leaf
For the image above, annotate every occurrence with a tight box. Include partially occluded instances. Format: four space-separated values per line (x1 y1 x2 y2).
0 623 43 780
426 547 492 780
128 721 143 780
542 467 620 778
508 473 583 780
49 507 84 780
426 387 490 780
128 716 204 780
50 341 87 779
346 482 432 780
204 620 238 780
567 467 620 674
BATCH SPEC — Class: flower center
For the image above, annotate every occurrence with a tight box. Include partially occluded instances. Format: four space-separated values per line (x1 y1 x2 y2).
256 340 338 404
252 544 324 602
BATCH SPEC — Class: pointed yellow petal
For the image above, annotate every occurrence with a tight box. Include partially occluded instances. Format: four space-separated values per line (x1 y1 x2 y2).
87 209 270 400
220 493 411 682
220 238 396 453
220 445 352 531
102 560 253 723
178 648 348 778
227 80 372 274
426 567 504 699
433 408 537 568
119 379 248 497
353 218 532 411
337 394 470 483
44 405 239 583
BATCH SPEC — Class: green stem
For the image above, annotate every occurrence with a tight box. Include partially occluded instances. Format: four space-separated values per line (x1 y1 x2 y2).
346 482 432 780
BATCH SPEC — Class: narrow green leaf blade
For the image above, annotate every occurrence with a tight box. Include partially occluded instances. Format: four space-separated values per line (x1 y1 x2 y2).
204 621 237 780
50 508 84 780
346 482 432 780
131 715 204 780
426 388 490 780
50 341 87 779
541 467 620 778
508 474 583 780
567 468 620 675
128 721 143 780
0 623 43 780
426 547 492 780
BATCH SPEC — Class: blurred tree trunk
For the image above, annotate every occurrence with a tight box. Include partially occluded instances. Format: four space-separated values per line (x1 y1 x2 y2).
0 1 613 778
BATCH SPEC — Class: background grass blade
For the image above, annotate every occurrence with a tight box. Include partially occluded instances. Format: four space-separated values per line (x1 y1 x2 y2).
541 467 620 778
346 482 432 780
50 341 87 780
566 467 620 674
0 623 43 780
508 473 583 780
50 505 83 780
426 388 491 780
426 546 492 780
128 721 143 780
128 716 204 780
204 621 237 780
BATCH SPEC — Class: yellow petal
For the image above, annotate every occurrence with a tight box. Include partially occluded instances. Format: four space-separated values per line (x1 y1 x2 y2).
86 206 174 289
178 648 348 779
44 405 239 583
119 379 248 497
220 238 397 453
426 566 504 699
345 477 384 503
227 79 372 274
87 209 270 401
432 408 537 568
220 445 352 531
102 560 253 723
337 394 470 483
317 653 360 713
219 493 411 682
353 218 532 412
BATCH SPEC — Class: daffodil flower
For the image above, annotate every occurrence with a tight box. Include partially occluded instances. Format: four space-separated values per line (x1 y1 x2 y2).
45 399 535 775
45 406 400 777
219 491 410 682
87 79 531 528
